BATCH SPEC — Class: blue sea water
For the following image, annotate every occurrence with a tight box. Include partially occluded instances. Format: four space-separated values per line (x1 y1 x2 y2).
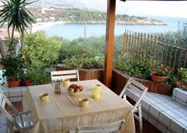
41 16 187 40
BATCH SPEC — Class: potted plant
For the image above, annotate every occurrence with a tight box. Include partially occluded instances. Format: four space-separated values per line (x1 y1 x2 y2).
1 55 26 87
24 66 34 86
176 68 187 90
39 70 50 84
151 66 168 83
24 67 50 86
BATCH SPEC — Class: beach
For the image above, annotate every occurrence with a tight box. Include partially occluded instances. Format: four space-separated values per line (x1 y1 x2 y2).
31 21 65 32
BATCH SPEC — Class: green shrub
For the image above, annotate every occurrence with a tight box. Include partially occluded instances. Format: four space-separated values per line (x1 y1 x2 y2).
24 31 62 68
24 66 50 85
178 68 187 84
114 53 152 80
64 55 104 69
58 40 103 63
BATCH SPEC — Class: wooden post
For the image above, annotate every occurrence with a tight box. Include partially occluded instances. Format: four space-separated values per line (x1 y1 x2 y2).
123 31 127 54
104 0 116 88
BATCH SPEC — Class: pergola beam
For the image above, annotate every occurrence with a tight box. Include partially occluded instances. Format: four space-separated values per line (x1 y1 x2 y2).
104 0 116 88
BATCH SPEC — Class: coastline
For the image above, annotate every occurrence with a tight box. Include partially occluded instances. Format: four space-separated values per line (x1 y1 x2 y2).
31 21 65 32
31 20 167 33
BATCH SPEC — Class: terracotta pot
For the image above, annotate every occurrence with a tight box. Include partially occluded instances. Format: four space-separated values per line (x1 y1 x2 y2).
151 73 167 83
40 81 47 85
7 80 20 87
24 79 32 86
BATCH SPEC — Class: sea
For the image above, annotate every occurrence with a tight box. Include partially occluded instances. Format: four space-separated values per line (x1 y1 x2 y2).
41 16 187 40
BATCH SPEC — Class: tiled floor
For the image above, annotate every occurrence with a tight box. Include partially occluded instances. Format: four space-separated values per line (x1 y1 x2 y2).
0 102 161 133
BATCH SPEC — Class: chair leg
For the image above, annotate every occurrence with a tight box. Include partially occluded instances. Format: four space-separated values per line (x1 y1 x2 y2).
138 104 143 133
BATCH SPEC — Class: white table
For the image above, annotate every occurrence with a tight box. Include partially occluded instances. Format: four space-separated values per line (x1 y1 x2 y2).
23 79 135 133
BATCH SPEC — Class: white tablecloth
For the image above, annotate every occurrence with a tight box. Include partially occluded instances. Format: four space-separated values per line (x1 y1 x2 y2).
23 79 135 133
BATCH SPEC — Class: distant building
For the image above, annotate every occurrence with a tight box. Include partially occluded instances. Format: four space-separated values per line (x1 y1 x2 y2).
36 18 42 22
0 29 9 38
49 17 55 21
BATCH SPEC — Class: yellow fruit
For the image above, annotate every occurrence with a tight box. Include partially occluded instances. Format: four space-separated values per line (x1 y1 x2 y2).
69 88 74 93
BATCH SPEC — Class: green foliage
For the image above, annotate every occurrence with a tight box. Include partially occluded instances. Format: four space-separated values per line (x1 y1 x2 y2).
0 0 36 54
0 0 36 31
24 66 50 85
154 22 187 69
151 65 169 76
59 39 103 63
64 55 104 69
24 31 62 68
178 68 187 84
1 55 26 81
73 35 124 59
114 54 152 80
164 73 177 86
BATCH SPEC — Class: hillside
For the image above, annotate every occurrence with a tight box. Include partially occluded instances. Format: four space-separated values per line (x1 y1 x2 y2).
29 8 166 25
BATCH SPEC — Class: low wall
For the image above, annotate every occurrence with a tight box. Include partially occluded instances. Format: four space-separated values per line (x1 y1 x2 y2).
112 70 173 96
79 69 104 83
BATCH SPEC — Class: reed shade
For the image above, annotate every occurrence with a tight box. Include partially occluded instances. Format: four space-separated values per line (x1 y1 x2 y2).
123 30 187 78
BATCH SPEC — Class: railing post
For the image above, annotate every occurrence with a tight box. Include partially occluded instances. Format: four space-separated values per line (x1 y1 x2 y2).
123 31 127 54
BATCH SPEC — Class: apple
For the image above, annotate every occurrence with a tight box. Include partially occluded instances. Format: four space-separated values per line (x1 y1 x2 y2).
79 85 84 91
69 88 74 93
76 88 80 92
74 88 80 92
74 88 78 92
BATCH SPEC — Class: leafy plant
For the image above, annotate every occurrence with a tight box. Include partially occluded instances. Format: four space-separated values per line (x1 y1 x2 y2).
59 40 103 63
152 67 168 76
164 73 177 86
1 55 26 81
178 67 187 84
39 70 50 83
114 54 152 80
24 66 50 85
24 31 62 68
64 55 104 69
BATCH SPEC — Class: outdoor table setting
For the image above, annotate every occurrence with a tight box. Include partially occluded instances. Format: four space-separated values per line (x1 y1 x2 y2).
22 79 135 133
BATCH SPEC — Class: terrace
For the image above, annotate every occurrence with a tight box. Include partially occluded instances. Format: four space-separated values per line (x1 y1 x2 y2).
0 0 187 133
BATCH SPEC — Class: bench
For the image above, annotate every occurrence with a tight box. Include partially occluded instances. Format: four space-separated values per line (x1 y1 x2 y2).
127 88 187 133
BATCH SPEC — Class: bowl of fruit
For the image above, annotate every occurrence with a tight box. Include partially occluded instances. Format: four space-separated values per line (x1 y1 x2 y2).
67 84 84 96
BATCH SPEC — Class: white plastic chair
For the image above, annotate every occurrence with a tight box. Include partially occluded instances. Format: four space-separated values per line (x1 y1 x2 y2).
69 119 125 133
51 70 80 81
119 78 148 133
0 92 34 133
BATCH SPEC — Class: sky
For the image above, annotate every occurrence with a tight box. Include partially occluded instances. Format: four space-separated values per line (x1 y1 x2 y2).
116 1 187 18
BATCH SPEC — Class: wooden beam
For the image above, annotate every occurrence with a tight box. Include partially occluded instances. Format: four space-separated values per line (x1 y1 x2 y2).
104 0 116 88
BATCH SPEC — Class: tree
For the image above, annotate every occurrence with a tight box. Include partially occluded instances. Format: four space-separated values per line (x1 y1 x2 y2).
0 0 36 56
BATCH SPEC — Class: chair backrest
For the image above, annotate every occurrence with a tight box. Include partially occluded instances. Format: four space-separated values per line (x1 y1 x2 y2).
0 92 22 130
119 78 148 112
51 70 80 81
75 119 125 133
